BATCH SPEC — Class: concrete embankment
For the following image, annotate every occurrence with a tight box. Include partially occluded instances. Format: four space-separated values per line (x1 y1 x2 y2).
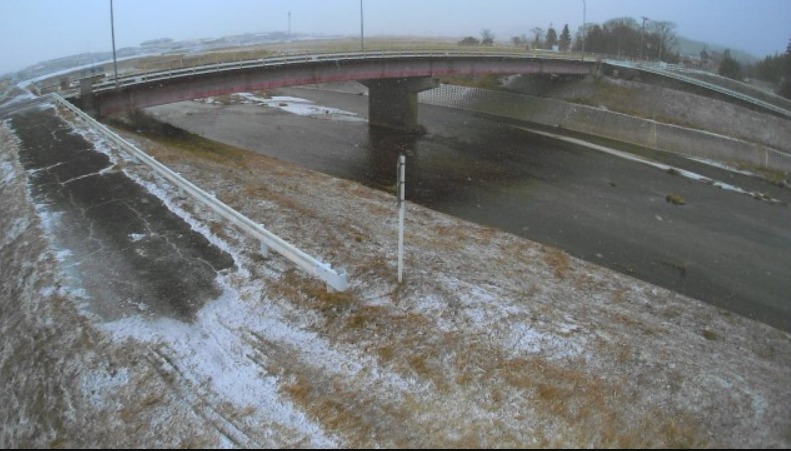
420 83 791 173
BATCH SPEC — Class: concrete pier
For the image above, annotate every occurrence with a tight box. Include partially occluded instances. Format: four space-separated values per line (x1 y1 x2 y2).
360 77 439 133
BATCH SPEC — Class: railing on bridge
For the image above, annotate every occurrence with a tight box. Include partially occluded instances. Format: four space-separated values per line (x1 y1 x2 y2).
85 48 791 120
49 93 349 292
605 60 791 120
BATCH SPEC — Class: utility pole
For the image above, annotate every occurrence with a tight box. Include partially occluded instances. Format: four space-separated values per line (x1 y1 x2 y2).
581 0 586 62
640 16 649 62
288 11 291 37
110 0 119 88
360 0 365 52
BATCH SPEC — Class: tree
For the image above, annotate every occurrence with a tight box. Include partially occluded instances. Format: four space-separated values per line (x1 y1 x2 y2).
754 52 785 83
511 34 529 48
650 21 677 62
778 36 791 99
718 49 743 81
559 24 572 52
481 29 495 46
458 36 480 46
546 25 558 50
603 17 640 58
531 27 544 50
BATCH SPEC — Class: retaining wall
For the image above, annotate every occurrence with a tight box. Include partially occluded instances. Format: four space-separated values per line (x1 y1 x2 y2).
420 84 791 173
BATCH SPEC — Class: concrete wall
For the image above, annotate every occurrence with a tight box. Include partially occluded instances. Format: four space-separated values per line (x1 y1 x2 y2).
503 75 791 156
419 85 791 173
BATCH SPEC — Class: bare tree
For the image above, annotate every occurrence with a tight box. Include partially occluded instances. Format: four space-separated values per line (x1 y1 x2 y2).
531 27 545 49
650 21 677 62
481 29 495 46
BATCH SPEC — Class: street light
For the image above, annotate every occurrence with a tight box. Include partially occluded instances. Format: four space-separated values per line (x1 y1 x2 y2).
640 16 649 62
360 0 364 52
581 0 586 62
110 0 119 88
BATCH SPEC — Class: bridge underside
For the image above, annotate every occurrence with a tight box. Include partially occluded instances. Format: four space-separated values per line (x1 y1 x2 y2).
87 57 592 131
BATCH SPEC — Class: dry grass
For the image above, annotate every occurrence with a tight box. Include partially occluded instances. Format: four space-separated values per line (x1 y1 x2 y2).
542 247 572 279
666 193 686 205
79 102 784 448
107 112 249 167
134 49 275 72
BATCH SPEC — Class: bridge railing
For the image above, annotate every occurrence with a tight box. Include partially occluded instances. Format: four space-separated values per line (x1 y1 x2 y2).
606 60 791 119
49 93 349 292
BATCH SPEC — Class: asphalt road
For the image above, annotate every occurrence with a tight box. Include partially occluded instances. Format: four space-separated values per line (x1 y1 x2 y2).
9 105 234 322
146 88 791 331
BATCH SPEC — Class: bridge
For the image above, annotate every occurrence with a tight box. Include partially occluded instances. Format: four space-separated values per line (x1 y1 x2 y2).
77 50 593 132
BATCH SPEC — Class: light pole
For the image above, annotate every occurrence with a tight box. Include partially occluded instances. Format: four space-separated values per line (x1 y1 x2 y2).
581 0 586 61
360 0 365 52
110 0 119 88
640 16 649 62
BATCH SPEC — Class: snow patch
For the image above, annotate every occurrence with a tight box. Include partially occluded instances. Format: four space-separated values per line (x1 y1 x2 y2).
0 161 16 186
506 322 585 360
129 233 147 242
102 282 340 448
236 93 365 122
81 367 131 409
0 206 32 249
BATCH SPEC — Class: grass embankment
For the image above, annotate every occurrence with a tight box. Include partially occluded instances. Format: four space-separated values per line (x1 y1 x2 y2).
106 111 250 167
102 111 724 448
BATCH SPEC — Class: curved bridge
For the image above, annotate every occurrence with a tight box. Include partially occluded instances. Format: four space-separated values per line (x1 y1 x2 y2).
81 51 593 131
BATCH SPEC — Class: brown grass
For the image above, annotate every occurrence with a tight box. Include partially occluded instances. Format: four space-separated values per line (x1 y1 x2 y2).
666 193 686 205
542 247 572 279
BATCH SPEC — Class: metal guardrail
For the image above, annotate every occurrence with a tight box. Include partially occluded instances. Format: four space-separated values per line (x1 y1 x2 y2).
49 93 349 292
89 49 791 120
91 49 588 93
606 60 791 119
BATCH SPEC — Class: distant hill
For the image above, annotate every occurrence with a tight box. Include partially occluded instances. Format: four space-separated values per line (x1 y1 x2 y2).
676 36 758 65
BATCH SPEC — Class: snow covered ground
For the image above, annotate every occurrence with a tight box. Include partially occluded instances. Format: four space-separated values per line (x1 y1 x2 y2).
1 94 790 447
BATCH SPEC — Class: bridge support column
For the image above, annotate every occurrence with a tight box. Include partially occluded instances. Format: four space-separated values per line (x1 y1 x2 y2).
360 77 439 133
79 79 97 116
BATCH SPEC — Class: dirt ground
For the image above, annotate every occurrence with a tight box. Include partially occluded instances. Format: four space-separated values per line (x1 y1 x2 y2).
1 96 790 447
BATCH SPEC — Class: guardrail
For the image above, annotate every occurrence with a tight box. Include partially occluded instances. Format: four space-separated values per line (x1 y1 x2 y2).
606 60 791 119
91 49 588 93
49 93 349 292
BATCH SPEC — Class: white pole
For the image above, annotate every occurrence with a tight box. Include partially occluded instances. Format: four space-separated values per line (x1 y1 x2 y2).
397 154 406 284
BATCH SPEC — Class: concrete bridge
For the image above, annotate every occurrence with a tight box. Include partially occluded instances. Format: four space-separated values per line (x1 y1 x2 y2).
78 51 593 132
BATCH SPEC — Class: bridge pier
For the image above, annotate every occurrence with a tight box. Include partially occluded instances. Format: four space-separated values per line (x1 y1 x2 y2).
79 79 97 116
360 77 439 133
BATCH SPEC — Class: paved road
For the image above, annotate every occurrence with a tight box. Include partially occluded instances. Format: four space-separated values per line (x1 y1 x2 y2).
148 88 791 331
8 103 234 322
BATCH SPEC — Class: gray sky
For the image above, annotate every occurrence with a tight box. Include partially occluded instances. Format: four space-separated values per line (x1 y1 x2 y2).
1 0 789 75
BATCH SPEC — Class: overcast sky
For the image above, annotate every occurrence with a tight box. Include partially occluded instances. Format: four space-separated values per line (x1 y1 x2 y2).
1 0 789 75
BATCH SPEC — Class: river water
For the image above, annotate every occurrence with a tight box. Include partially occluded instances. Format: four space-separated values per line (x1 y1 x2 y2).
146 87 791 331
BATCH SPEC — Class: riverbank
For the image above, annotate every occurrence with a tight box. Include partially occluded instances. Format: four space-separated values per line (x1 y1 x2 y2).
110 108 791 447
2 94 790 447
